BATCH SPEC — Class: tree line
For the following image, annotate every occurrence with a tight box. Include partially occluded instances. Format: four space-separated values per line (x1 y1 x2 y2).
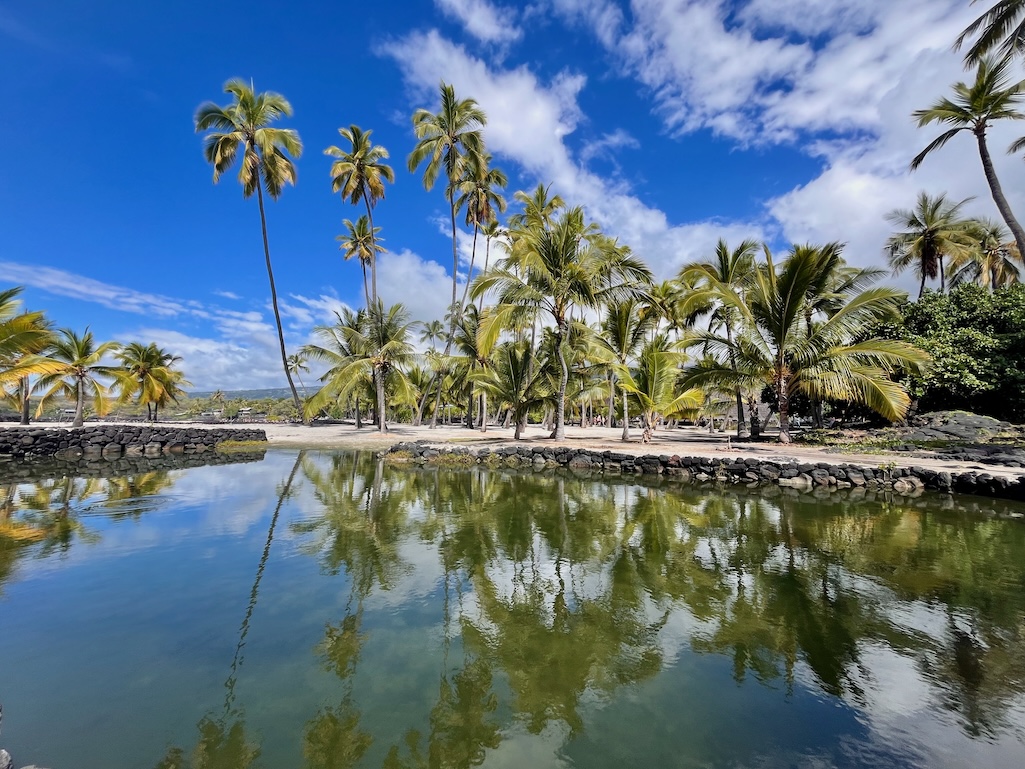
0 287 189 426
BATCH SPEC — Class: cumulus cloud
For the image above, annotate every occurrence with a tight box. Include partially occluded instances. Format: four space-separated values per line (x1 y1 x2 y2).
435 0 522 43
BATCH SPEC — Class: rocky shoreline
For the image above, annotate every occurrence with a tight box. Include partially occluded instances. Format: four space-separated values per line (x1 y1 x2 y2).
384 441 1025 505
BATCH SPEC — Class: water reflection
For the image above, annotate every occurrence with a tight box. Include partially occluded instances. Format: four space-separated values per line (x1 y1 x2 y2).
3 450 1024 768
287 455 1025 763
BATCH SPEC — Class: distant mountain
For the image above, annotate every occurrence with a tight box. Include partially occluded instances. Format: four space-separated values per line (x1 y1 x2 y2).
188 387 318 400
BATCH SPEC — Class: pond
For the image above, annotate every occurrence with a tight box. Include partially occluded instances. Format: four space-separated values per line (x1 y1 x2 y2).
1 449 1024 769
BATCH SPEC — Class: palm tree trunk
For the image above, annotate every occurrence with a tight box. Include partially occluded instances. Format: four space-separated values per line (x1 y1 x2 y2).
480 392 487 433
976 127 1025 259
621 387 630 442
919 271 927 299
478 234 491 313
73 377 84 428
465 385 474 429
725 324 748 438
459 225 479 310
255 182 305 424
355 396 362 430
939 254 946 293
607 372 616 428
449 185 458 310
376 368 387 432
363 189 379 306
554 322 569 440
777 371 791 444
19 377 30 426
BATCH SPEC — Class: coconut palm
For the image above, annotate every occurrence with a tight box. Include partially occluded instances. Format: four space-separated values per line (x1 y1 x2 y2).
956 0 1025 65
684 247 929 443
337 216 386 309
303 303 416 431
475 207 650 439
33 328 126 428
0 287 55 425
679 238 760 437
614 337 703 436
507 184 565 231
407 82 487 312
116 342 191 422
287 352 310 400
194 78 305 421
419 319 446 351
455 152 507 309
912 57 1025 258
326 125 394 305
949 217 1022 289
886 192 979 297
477 219 507 312
593 299 656 441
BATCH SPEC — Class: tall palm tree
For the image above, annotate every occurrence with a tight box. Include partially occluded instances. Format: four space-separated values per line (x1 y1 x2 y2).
885 192 979 297
477 219 506 312
419 319 446 351
475 207 650 439
116 342 190 421
194 78 306 421
456 152 507 309
679 239 759 437
337 216 385 309
956 0 1025 65
684 248 929 443
912 57 1025 258
33 328 126 428
507 184 565 231
302 308 370 428
326 125 394 305
593 299 656 441
0 287 55 425
407 82 487 312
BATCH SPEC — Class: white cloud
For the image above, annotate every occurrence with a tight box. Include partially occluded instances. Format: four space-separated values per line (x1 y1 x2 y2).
435 0 522 43
377 247 467 322
380 30 769 278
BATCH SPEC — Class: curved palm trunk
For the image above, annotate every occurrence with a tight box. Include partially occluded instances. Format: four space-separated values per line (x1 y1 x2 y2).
977 127 1025 259
449 186 458 310
478 234 491 313
939 254 946 294
73 377 85 428
255 183 306 424
918 270 927 299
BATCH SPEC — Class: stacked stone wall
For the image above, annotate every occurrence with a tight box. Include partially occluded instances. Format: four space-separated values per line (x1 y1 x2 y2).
386 442 1025 505
0 425 267 462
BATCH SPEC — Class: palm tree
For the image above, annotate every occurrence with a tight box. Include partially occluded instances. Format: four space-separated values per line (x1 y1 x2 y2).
33 328 125 428
593 299 656 441
684 248 929 443
956 0 1025 65
287 352 310 400
477 219 506 312
614 337 702 437
116 342 191 421
475 207 650 439
194 78 306 421
455 152 507 309
886 192 979 297
507 184 565 231
326 125 394 305
0 287 55 425
419 319 446 351
303 303 417 432
337 216 385 309
475 342 551 440
407 82 487 313
912 57 1025 258
950 217 1022 289
679 238 760 438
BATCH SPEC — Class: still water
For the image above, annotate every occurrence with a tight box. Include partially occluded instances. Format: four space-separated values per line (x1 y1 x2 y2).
1 449 1024 769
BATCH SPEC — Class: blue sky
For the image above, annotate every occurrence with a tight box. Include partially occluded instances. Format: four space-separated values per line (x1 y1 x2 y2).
1 0 1020 390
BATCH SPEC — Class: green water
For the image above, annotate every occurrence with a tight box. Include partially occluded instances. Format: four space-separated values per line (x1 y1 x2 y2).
1 449 1024 769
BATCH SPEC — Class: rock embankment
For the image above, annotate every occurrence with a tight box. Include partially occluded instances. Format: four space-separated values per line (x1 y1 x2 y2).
0 425 267 461
385 441 1025 502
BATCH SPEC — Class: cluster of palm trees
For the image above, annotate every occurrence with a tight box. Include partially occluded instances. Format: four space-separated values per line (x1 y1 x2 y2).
0 287 189 427
888 3 1025 295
